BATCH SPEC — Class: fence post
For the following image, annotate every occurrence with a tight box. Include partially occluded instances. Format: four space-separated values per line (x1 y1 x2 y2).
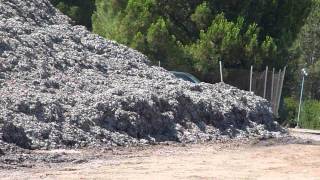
274 69 282 116
271 68 275 103
263 66 268 98
249 65 253 92
276 66 286 117
270 68 275 112
219 61 223 82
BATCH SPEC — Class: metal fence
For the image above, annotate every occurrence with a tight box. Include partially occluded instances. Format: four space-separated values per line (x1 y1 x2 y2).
220 63 286 117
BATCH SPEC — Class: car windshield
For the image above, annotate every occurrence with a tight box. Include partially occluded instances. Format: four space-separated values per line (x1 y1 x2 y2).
171 71 201 83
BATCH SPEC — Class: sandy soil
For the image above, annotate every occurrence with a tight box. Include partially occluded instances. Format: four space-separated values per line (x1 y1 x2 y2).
1 132 320 180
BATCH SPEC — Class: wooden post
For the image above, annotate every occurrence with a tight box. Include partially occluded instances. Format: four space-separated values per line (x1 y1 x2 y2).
270 68 275 102
270 68 275 111
219 61 223 82
274 69 282 116
249 65 253 92
276 66 286 116
263 66 268 98
158 61 161 67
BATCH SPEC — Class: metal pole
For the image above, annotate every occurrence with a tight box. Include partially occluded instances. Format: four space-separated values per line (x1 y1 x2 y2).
219 61 223 82
249 65 253 92
158 61 161 67
297 76 305 128
263 66 268 98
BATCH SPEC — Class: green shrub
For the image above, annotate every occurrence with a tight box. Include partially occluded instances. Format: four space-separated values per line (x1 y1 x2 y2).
282 97 299 127
282 97 320 130
300 100 320 130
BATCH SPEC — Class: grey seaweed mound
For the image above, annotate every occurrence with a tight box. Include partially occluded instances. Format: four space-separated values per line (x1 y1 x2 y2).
0 0 283 153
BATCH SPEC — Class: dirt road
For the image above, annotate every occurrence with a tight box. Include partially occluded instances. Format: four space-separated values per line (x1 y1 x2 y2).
1 132 320 180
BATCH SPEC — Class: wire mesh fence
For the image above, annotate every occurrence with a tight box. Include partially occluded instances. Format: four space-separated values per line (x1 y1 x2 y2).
223 65 286 117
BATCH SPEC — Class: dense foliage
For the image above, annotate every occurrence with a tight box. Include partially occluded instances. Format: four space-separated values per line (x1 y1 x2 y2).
296 0 320 100
300 100 320 129
279 1 320 129
282 97 298 127
283 98 320 130
92 0 311 75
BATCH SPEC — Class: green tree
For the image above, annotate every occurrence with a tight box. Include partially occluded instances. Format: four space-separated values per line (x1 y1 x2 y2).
299 0 320 65
187 14 277 72
93 0 311 75
191 2 213 31
292 0 320 100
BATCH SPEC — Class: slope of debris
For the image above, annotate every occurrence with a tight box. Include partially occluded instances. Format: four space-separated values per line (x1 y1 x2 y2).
0 0 284 155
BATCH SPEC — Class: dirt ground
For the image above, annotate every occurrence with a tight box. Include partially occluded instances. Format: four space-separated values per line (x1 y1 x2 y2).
1 131 320 180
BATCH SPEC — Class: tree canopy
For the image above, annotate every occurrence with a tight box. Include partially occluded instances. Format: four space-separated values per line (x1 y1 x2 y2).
92 0 311 74
295 0 320 100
